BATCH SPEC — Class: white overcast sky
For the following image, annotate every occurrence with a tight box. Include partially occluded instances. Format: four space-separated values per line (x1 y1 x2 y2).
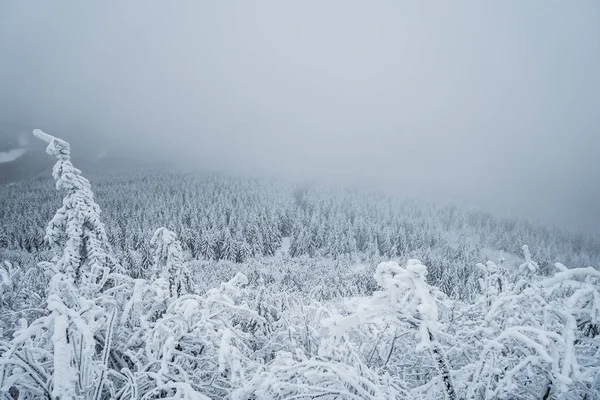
1 1 599 231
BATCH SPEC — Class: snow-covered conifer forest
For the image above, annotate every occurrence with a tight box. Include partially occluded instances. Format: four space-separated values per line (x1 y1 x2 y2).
0 130 598 399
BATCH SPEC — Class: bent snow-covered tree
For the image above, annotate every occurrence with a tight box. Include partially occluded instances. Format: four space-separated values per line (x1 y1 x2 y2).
33 128 117 291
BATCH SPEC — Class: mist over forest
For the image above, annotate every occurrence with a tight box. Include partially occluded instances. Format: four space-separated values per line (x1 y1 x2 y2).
1 2 599 399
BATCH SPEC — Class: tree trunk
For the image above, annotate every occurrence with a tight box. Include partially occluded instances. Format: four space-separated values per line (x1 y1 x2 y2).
429 329 458 400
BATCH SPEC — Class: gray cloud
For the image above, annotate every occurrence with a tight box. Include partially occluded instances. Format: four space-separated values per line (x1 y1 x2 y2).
1 1 599 231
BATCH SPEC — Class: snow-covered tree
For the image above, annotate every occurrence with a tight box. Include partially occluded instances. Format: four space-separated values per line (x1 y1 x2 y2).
33 129 117 291
0 130 121 400
150 227 190 298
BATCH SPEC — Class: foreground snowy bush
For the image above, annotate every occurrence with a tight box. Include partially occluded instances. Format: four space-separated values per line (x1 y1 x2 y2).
0 130 598 399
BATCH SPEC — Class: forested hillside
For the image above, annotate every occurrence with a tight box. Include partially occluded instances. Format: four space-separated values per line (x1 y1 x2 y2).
1 158 599 299
1 131 599 399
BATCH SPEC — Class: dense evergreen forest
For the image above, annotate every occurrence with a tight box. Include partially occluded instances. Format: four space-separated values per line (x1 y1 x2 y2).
1 131 599 399
1 161 599 299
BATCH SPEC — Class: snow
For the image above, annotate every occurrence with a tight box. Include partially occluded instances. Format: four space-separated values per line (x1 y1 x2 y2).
0 148 26 163
1 129 599 399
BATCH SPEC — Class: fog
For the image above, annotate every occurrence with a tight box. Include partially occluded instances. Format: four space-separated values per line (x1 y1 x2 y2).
1 1 599 232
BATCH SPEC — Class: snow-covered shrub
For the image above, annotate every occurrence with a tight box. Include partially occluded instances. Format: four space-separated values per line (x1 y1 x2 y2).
476 260 509 311
0 258 48 338
322 259 458 399
462 260 600 399
114 272 264 399
239 350 403 400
